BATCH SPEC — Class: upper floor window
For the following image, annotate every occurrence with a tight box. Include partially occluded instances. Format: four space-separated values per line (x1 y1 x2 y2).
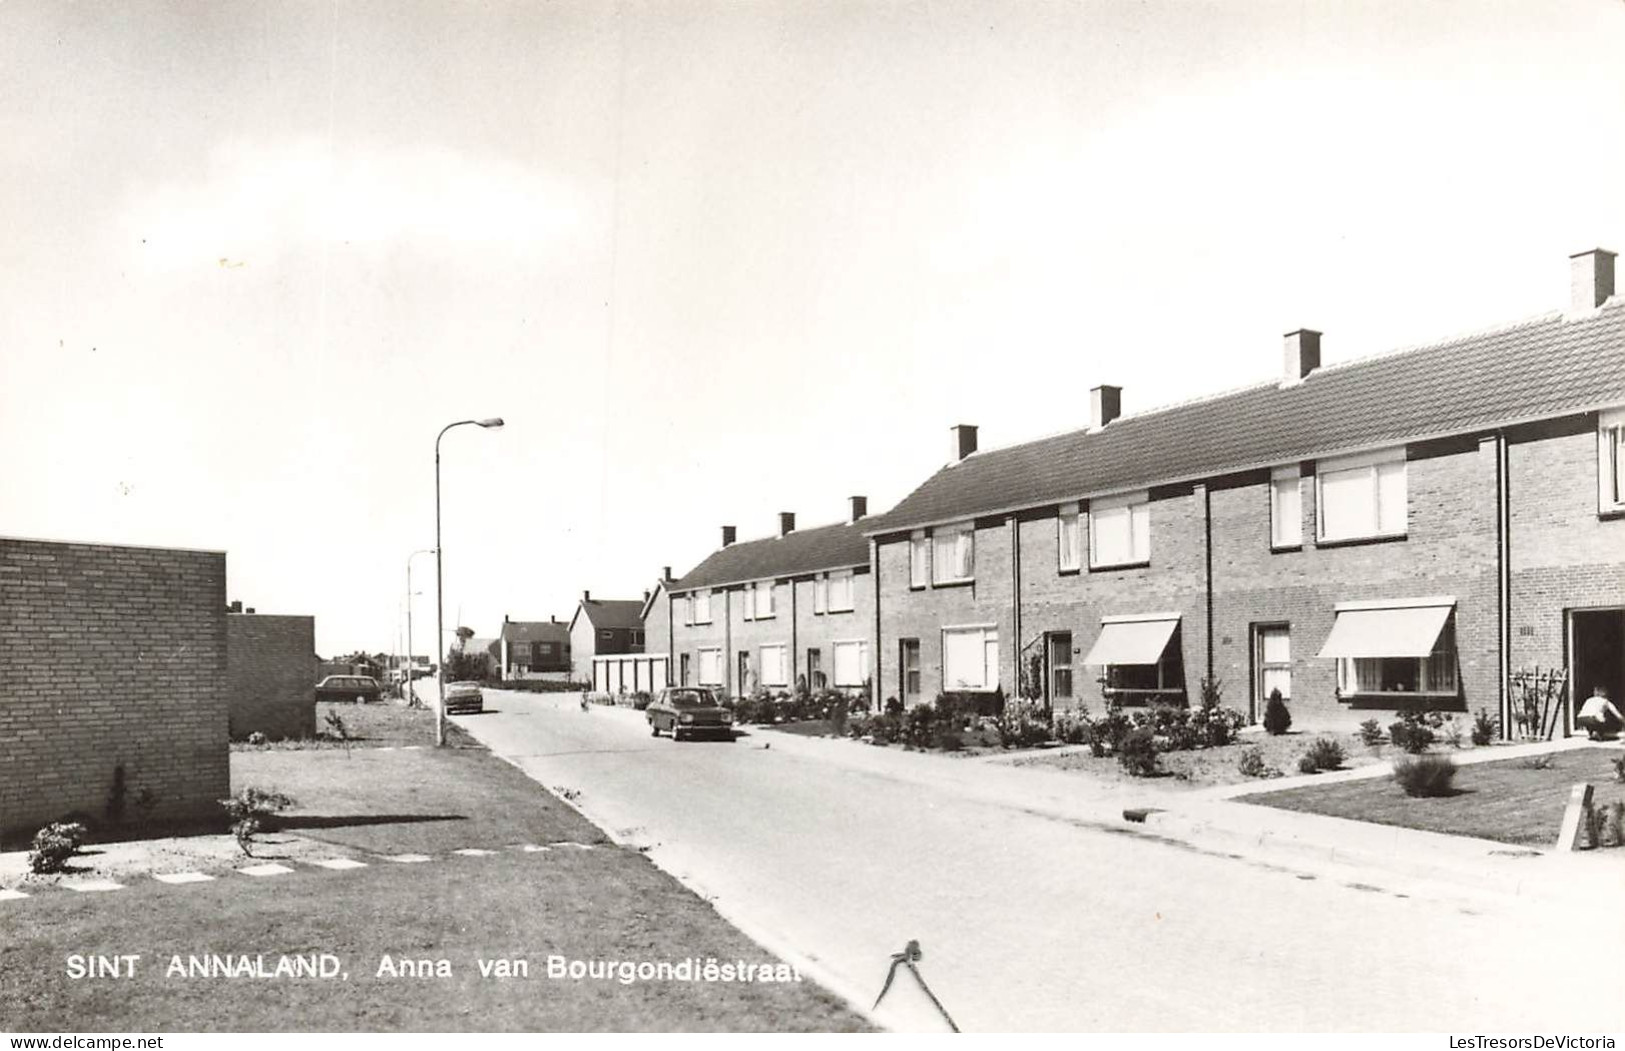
909 532 930 587
1271 466 1303 548
1057 503 1081 571
1316 448 1406 542
746 581 774 619
691 590 712 624
826 569 855 612
1089 491 1149 568
1601 408 1625 514
932 523 974 584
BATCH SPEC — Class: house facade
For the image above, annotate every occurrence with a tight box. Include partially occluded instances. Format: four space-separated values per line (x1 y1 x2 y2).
497 616 571 679
227 611 317 740
863 248 1625 733
568 593 646 683
666 499 875 699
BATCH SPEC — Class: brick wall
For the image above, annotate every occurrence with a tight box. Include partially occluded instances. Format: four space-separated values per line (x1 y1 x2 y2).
227 613 316 741
0 537 227 843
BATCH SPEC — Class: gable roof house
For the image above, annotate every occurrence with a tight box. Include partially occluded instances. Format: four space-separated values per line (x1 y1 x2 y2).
497 616 571 680
863 247 1625 732
568 593 646 683
668 497 876 698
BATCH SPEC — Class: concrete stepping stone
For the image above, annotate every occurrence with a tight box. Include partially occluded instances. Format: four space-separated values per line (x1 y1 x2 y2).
0 888 29 901
382 853 432 863
518 845 550 853
237 863 294 877
154 872 214 884
453 848 496 857
549 842 594 850
311 858 368 870
65 879 125 892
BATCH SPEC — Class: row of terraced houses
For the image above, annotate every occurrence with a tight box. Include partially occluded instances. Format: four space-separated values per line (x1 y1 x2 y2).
642 248 1625 733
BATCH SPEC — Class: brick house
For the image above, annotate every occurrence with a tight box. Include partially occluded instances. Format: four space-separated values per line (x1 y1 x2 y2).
865 248 1625 733
227 611 317 741
497 616 571 679
664 499 874 699
1 536 228 843
568 592 646 683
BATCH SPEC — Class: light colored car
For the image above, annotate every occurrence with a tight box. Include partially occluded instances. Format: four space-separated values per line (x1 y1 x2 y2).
443 680 484 715
646 687 734 741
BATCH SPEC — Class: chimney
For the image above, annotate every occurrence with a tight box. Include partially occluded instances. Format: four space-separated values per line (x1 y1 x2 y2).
849 495 868 523
1283 329 1321 383
1570 248 1617 313
1090 385 1122 430
721 525 736 547
950 424 978 461
550 615 556 624
643 589 651 603
504 614 510 623
245 607 255 614
779 512 796 537
582 589 591 603
662 565 672 582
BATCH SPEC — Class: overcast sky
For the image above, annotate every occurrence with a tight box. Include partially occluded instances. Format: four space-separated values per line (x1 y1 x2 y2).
3 1 1624 657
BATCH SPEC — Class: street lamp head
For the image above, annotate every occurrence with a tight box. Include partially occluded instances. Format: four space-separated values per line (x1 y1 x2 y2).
477 417 505 428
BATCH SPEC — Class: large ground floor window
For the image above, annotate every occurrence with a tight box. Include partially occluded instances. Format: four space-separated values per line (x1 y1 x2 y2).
832 640 870 688
697 648 723 687
942 626 999 692
1336 620 1458 698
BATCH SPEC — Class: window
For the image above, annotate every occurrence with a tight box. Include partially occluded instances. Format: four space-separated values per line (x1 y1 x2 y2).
1254 625 1291 704
806 648 825 690
680 652 691 685
1270 467 1303 548
749 581 775 619
826 570 854 612
1316 449 1406 542
759 644 788 687
1337 620 1459 698
900 638 921 700
832 640 869 687
738 651 752 693
1048 632 1073 700
1601 409 1625 513
1058 503 1081 571
814 576 826 614
909 532 930 588
1090 491 1150 568
1085 616 1184 704
932 523 974 584
631 630 645 650
1103 635 1185 702
598 629 613 642
692 590 712 624
942 626 999 691
697 648 722 686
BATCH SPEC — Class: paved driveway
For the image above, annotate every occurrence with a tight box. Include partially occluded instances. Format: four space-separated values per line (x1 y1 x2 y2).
455 690 1619 1032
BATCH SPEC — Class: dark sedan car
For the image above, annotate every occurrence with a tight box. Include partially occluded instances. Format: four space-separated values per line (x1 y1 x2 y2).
647 687 734 741
315 674 382 704
443 680 485 715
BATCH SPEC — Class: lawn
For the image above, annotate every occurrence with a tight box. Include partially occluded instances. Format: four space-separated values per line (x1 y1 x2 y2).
1244 746 1625 847
0 747 870 1032
231 700 484 752
1013 730 1390 789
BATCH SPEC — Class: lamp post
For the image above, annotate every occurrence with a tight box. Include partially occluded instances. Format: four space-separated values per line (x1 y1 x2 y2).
435 417 504 746
406 547 434 707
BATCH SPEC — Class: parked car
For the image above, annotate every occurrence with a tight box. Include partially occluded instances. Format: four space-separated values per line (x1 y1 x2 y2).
443 680 485 715
315 674 382 704
646 687 734 741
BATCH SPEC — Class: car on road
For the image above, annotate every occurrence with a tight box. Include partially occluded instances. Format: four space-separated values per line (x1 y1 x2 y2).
315 674 382 704
647 687 734 741
443 680 485 715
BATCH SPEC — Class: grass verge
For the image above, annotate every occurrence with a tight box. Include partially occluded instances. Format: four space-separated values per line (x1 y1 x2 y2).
232 701 483 752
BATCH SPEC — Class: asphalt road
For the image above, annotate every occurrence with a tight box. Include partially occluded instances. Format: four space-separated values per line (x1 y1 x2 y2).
454 690 1620 1033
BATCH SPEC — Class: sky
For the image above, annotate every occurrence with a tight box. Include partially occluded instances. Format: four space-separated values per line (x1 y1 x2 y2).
3 0 1625 657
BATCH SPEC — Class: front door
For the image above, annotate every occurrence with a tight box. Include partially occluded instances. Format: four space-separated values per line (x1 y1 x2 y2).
1570 608 1625 736
738 650 751 697
900 638 921 705
1047 632 1074 708
1252 624 1292 724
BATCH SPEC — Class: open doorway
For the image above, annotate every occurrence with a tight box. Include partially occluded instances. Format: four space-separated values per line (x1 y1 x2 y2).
1570 608 1625 734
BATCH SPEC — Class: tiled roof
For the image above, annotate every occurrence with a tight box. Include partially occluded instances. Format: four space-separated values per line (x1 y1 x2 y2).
868 299 1625 535
499 620 569 645
674 520 870 592
578 599 646 631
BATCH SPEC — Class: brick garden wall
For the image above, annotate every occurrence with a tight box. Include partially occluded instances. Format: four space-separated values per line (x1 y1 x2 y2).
227 613 316 741
0 537 227 843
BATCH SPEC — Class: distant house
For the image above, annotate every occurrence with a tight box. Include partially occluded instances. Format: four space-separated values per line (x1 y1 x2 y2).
568 591 645 683
497 616 571 679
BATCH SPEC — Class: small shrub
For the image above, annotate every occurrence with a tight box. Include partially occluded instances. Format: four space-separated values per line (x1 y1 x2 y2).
1438 715 1464 749
323 710 351 757
1094 703 1132 754
28 821 88 874
1117 726 1160 777
1612 753 1625 784
1607 802 1624 849
1358 719 1385 749
246 731 268 747
1236 746 1281 779
1052 708 1093 746
1470 708 1497 747
221 787 296 857
1262 690 1291 735
1388 710 1435 754
883 696 904 717
1522 753 1556 771
1392 753 1457 797
1303 737 1345 772
1297 754 1319 774
1202 706 1247 748
1583 801 1608 850
934 727 965 752
903 704 938 749
827 693 851 737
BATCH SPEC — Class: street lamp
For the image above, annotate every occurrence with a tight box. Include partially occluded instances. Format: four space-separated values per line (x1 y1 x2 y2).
435 417 504 747
406 548 435 707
